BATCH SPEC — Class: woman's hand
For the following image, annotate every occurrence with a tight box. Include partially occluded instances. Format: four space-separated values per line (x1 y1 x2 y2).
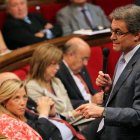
36 96 56 117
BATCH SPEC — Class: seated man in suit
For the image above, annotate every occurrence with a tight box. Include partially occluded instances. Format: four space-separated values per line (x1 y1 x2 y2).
2 0 62 50
56 0 110 36
0 72 99 140
56 37 104 109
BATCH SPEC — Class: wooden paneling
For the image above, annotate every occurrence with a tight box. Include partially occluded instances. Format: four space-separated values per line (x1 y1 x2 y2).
0 33 111 72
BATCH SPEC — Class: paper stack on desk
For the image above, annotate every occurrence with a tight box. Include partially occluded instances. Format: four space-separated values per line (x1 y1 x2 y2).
73 28 111 35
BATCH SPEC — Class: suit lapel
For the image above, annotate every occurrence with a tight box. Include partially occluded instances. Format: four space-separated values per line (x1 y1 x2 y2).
61 62 84 99
107 48 140 104
108 66 132 103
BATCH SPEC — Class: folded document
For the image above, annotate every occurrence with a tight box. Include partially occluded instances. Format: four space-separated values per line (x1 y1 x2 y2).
73 28 111 36
70 116 95 126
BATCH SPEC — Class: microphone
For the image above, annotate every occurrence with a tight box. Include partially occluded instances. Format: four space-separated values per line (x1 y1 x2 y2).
102 48 110 104
102 48 110 74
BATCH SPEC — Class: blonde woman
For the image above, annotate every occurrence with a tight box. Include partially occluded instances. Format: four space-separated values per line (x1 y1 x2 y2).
0 79 42 140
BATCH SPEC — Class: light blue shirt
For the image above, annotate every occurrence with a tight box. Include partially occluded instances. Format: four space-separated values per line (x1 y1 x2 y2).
49 119 73 140
24 16 54 39
41 29 54 39
24 16 32 24
77 5 94 28
39 115 73 140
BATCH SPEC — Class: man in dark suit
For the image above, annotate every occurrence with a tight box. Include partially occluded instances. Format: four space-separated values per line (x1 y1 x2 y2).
77 4 140 140
56 37 104 109
2 0 62 50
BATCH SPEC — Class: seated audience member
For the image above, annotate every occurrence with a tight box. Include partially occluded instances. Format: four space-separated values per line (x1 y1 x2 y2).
2 0 62 50
0 72 98 140
0 79 43 140
56 0 110 36
26 43 82 122
0 72 78 140
26 43 99 127
0 31 11 55
76 4 140 140
56 37 104 109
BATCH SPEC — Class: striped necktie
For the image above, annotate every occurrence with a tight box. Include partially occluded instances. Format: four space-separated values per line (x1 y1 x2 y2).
113 56 126 86
75 74 91 95
81 8 93 29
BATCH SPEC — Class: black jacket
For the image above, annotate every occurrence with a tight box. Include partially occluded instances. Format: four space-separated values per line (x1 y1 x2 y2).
56 62 97 109
2 13 62 50
26 97 63 140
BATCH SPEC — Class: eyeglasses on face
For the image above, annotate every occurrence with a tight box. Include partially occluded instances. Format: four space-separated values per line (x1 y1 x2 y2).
111 29 130 37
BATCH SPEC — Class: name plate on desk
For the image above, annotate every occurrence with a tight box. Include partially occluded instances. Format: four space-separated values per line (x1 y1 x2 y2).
73 28 111 36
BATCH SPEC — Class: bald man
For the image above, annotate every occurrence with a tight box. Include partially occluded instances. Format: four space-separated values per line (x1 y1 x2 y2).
0 72 20 85
56 37 103 109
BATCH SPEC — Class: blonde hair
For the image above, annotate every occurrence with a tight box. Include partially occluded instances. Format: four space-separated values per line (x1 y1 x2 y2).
0 79 26 121
29 43 63 82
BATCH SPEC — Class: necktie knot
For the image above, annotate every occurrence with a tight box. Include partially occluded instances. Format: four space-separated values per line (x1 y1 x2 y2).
81 8 86 13
119 57 126 64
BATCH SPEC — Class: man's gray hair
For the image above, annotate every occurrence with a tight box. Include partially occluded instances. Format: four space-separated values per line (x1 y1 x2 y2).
110 4 140 33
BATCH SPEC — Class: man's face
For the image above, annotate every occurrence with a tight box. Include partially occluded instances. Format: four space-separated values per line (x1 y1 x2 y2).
7 0 28 19
110 19 138 54
71 0 86 6
69 46 90 74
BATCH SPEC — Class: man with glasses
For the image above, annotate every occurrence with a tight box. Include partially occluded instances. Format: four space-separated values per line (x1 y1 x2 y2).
56 37 104 109
76 4 140 140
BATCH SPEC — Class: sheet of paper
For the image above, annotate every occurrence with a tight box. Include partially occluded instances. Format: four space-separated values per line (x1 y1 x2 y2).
73 28 111 35
0 50 12 56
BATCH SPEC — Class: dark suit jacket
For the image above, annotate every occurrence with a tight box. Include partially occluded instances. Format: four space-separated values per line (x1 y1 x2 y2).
2 13 62 50
27 97 101 140
100 48 140 140
26 97 63 140
134 0 140 6
56 62 97 108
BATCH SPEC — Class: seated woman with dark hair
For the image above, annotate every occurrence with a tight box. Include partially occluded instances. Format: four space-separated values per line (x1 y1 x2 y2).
26 43 82 123
0 79 42 140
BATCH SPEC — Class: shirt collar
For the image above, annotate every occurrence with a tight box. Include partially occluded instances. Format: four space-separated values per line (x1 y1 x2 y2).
122 44 140 64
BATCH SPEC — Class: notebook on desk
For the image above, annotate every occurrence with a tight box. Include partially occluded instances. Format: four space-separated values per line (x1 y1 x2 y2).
70 115 95 126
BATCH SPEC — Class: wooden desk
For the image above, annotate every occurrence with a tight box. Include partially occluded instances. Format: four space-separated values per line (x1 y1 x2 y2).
0 33 111 72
